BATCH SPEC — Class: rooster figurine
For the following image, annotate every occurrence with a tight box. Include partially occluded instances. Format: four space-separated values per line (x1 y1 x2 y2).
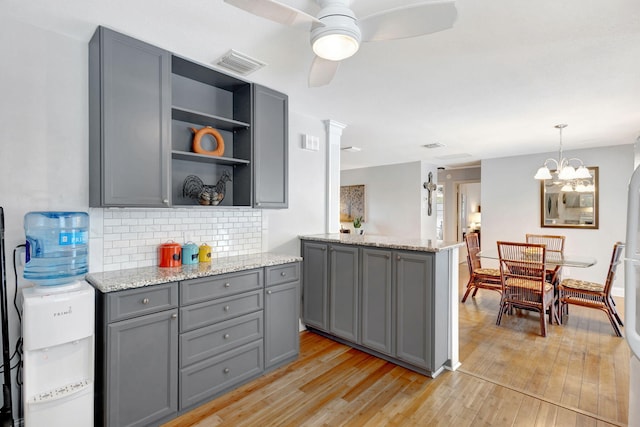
182 171 232 206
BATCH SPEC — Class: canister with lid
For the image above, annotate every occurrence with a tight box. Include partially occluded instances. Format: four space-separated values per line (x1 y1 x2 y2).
182 242 199 265
198 243 212 263
159 241 182 267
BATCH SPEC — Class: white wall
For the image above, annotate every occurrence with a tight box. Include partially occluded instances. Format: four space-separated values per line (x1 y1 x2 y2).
262 112 327 255
341 161 438 239
481 144 633 295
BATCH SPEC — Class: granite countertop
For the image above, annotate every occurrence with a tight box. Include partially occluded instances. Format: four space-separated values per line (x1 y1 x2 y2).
86 252 302 293
299 234 463 252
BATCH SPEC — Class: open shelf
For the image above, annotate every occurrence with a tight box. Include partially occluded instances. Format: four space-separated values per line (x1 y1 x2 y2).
171 150 250 166
171 107 250 132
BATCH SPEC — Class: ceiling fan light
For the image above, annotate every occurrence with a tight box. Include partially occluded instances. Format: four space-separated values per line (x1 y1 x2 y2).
312 33 359 61
534 166 552 180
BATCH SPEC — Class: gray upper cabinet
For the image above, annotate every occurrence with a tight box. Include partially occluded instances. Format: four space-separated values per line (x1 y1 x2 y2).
329 244 359 342
89 26 171 207
301 241 329 331
253 85 288 208
89 27 288 209
360 247 393 355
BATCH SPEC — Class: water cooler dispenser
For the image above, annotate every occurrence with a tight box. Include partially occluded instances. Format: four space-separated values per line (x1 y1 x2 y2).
21 212 94 427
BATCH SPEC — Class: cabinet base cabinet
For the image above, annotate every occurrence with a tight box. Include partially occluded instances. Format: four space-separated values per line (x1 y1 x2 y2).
265 281 300 369
106 309 179 427
180 340 263 411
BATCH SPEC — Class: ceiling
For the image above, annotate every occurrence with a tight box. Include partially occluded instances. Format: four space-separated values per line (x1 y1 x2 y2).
4 0 640 170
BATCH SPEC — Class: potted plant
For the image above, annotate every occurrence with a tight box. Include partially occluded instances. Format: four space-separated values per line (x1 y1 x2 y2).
353 216 364 235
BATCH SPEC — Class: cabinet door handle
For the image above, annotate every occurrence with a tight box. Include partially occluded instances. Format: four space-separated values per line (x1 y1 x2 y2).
171 313 177 319
223 368 230 374
224 283 231 288
224 305 230 312
223 333 230 339
267 290 272 295
142 298 150 305
396 255 401 261
385 254 390 259
321 247 326 251
162 199 169 205
280 272 287 277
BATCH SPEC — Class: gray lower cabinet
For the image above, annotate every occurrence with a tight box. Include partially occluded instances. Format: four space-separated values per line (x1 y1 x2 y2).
301 241 329 331
264 263 300 369
253 84 289 208
96 263 301 426
179 269 264 411
300 240 450 377
329 244 359 342
360 247 393 355
89 26 171 208
97 282 179 427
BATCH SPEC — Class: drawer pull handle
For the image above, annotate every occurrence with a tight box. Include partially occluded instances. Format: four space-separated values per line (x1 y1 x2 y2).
224 305 230 312
223 333 230 339
171 313 177 319
280 272 287 277
397 255 401 261
267 290 272 295
223 368 230 374
142 298 150 305
224 283 231 288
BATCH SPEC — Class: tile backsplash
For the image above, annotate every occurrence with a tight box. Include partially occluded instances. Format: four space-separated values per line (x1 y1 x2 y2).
90 207 263 272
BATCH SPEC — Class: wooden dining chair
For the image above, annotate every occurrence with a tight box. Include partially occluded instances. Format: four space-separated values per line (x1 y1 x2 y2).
525 234 566 285
461 232 501 303
496 241 560 337
559 242 625 337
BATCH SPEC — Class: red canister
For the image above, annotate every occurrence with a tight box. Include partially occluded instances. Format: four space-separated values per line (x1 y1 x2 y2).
159 241 182 267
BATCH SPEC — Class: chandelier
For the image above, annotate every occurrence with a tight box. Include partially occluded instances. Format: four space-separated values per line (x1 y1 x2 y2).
534 124 592 183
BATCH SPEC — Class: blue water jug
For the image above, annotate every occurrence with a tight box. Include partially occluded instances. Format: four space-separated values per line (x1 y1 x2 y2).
24 211 89 286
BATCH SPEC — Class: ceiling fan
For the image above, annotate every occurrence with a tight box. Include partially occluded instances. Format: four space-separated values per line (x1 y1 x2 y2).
223 0 458 87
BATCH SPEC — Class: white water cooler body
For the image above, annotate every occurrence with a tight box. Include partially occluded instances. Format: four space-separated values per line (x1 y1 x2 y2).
22 281 95 427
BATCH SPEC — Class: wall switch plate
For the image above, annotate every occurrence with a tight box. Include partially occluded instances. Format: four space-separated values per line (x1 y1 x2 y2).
301 134 320 151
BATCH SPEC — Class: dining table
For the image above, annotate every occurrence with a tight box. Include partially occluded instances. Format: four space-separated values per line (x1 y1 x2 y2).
477 248 597 268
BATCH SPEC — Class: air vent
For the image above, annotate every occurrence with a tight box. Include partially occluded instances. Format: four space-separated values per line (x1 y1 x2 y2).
213 50 266 76
423 143 445 149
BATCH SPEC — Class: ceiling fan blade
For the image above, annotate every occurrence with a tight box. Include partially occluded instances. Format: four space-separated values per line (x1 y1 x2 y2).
358 0 457 42
224 0 323 30
308 56 340 87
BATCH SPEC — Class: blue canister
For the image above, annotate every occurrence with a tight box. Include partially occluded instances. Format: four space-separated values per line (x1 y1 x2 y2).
182 242 199 265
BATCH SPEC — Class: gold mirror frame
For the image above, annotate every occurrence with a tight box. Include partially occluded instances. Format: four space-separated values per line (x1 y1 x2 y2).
540 166 599 229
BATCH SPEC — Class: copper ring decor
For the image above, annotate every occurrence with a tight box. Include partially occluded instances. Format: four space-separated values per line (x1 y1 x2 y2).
191 126 225 157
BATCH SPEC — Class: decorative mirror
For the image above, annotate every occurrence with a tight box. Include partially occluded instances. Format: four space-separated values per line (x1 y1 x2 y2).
540 166 598 229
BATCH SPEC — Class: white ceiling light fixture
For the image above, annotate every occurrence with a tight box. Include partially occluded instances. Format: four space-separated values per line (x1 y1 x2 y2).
534 124 591 182
223 0 457 87
310 3 361 61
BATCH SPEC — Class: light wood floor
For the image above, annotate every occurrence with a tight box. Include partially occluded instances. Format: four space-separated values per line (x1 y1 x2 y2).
164 265 630 427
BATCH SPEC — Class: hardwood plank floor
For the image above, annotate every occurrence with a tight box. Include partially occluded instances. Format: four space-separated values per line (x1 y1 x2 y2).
164 264 630 426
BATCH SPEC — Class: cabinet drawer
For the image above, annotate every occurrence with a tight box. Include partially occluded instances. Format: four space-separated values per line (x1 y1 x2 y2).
180 269 263 305
107 283 178 323
180 311 263 368
265 263 300 287
180 340 263 410
180 290 263 332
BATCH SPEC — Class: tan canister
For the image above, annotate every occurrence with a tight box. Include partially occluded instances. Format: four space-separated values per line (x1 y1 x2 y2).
198 243 212 263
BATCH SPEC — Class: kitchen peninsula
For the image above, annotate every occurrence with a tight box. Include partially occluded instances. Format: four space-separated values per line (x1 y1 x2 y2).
300 234 463 378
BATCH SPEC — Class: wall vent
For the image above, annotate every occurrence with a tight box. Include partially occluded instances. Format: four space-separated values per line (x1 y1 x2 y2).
423 143 445 149
214 50 266 76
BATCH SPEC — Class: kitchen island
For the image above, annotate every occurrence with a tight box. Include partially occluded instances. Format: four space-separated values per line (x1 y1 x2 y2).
87 252 302 427
299 234 463 377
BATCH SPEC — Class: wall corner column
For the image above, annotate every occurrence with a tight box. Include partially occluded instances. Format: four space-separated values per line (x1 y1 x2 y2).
324 120 347 234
